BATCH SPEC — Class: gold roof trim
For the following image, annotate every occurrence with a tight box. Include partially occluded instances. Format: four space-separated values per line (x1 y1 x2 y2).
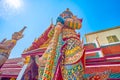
85 26 120 36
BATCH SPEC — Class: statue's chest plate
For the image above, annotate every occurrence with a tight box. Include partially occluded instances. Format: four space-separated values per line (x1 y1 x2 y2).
61 37 83 65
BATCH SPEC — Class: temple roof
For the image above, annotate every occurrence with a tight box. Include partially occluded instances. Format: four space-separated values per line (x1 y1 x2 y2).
85 42 120 57
24 24 54 53
0 57 23 78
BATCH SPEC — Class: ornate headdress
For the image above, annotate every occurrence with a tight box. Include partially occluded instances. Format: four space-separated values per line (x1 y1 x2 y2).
60 8 73 19
12 26 27 40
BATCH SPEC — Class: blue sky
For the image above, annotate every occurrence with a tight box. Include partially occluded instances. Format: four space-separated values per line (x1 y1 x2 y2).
0 0 120 58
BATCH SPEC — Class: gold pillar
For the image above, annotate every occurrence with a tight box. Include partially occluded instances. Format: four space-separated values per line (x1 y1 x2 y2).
24 56 30 64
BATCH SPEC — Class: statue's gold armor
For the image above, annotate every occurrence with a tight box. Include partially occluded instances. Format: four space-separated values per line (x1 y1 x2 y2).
0 40 16 67
36 9 84 80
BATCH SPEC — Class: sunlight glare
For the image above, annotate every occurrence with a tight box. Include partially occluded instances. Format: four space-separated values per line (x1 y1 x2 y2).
4 0 23 10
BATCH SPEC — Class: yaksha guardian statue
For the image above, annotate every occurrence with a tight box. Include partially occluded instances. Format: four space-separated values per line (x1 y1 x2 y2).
0 26 26 68
36 8 85 80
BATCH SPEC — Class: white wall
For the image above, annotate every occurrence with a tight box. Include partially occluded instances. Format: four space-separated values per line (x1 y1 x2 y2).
86 27 120 46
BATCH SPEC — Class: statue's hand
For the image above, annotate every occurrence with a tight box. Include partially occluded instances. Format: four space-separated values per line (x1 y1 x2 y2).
56 16 65 25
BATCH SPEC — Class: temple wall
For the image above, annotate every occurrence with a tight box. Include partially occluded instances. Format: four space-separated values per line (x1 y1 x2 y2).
85 26 120 46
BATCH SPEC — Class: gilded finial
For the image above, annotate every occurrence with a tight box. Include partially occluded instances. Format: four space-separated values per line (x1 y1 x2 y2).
34 38 37 42
51 18 53 24
23 48 27 53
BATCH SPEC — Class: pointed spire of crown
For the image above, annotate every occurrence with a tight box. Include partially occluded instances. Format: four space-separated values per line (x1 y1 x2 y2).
19 26 27 34
60 8 73 19
66 8 69 11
